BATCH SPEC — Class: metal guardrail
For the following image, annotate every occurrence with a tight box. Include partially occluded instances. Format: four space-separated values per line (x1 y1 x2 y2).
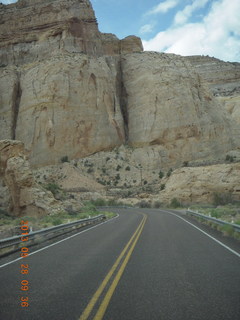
0 214 106 256
186 210 240 233
96 206 131 209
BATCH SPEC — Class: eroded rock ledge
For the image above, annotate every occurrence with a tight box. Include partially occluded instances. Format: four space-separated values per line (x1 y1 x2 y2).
0 140 66 216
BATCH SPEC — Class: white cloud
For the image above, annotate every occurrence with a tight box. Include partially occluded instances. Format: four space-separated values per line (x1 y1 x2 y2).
174 0 210 25
147 0 179 15
140 24 155 35
143 0 240 62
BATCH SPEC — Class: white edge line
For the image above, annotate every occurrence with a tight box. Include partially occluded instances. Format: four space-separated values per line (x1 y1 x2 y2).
0 214 120 269
163 210 240 258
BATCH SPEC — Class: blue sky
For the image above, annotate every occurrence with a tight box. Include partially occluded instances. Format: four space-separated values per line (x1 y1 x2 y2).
2 0 240 62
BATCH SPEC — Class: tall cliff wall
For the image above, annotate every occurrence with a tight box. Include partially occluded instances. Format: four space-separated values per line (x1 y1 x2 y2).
187 56 240 125
0 0 239 169
0 0 142 166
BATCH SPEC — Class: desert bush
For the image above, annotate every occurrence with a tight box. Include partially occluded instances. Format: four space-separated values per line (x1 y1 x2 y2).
91 198 106 206
153 201 161 208
87 168 94 174
52 217 63 226
170 198 181 208
45 183 61 196
0 208 11 217
159 171 164 179
225 155 234 162
138 201 151 208
212 192 233 206
220 225 235 237
182 161 189 167
167 168 173 177
61 155 69 163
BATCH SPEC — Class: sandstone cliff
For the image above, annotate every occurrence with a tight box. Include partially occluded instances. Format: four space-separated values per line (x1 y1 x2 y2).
187 56 240 125
0 140 66 216
0 0 143 166
157 163 240 205
0 0 240 209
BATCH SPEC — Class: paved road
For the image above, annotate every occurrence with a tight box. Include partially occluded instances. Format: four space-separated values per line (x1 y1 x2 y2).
0 208 239 320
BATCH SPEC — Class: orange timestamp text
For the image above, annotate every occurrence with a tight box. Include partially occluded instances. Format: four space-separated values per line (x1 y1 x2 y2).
20 220 30 307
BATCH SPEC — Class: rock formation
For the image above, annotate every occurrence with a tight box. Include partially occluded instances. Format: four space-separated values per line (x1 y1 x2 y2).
187 56 240 125
0 0 239 169
0 0 240 207
121 52 239 167
0 0 143 166
0 139 66 216
158 163 240 205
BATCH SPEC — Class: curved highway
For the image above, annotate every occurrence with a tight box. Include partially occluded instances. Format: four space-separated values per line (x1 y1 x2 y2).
0 208 239 320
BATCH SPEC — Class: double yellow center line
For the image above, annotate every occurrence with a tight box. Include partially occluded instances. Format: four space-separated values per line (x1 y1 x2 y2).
79 213 147 320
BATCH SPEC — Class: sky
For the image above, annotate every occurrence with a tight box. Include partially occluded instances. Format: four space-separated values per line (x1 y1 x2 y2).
2 0 240 62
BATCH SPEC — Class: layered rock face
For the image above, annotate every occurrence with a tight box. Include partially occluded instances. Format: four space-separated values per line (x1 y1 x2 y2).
187 56 240 124
158 163 240 204
0 140 65 216
122 53 239 166
0 0 142 166
0 0 239 171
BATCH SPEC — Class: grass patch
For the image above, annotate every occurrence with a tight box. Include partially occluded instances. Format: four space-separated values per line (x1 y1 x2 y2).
189 211 240 240
219 224 235 237
0 202 116 237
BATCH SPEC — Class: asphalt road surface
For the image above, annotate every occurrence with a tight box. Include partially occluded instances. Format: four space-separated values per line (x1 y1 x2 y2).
0 208 239 320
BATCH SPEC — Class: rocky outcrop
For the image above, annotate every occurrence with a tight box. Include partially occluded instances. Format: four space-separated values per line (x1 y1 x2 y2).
0 0 143 166
158 163 240 204
187 56 240 124
0 0 143 65
12 55 126 166
0 140 66 216
122 52 239 165
0 0 239 174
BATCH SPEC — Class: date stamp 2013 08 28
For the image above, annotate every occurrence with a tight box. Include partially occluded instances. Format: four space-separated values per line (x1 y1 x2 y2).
20 220 30 308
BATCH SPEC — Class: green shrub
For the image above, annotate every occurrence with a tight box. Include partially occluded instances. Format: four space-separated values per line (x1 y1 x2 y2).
209 209 222 219
226 155 234 162
125 166 131 171
170 198 181 208
91 198 106 206
159 171 164 179
160 184 165 190
87 168 94 174
52 218 63 226
61 156 69 163
45 183 61 196
0 208 11 217
138 201 151 208
220 225 235 237
167 168 173 177
107 199 119 206
213 192 233 206
153 201 161 208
